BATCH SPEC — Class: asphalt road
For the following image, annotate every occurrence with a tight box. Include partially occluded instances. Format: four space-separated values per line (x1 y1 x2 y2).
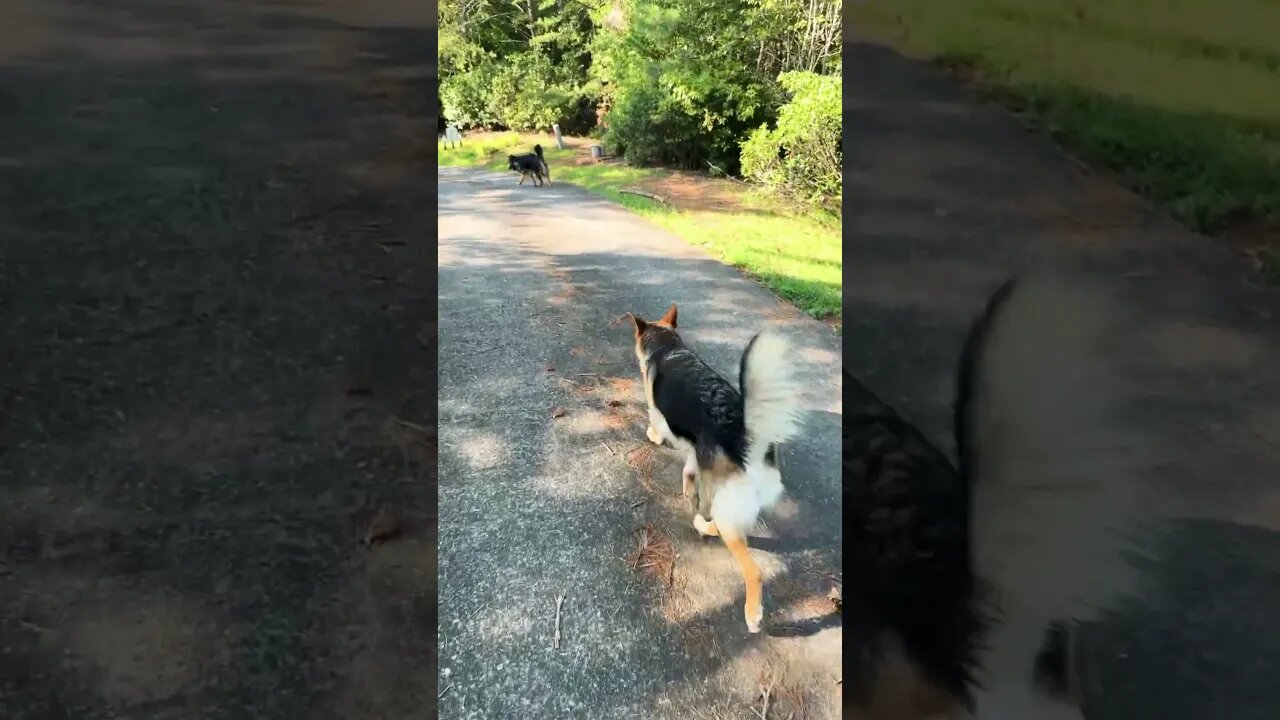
437 166 843 719
847 39 1280 719
1 2 437 718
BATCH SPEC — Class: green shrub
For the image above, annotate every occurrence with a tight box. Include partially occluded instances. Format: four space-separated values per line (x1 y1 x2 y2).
440 54 590 132
605 76 724 168
740 71 842 207
593 0 776 173
439 62 495 129
487 54 580 130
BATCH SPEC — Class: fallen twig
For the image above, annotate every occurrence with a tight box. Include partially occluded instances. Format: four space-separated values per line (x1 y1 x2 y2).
438 685 452 699
392 416 433 436
706 160 747 184
619 188 668 204
602 441 617 456
553 592 567 650
556 376 585 389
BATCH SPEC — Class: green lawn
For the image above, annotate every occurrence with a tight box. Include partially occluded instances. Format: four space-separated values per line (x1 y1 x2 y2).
852 0 1280 241
438 132 842 324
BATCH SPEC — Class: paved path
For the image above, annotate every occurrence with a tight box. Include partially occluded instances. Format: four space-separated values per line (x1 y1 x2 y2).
437 167 843 719
848 40 1280 719
1 2 436 718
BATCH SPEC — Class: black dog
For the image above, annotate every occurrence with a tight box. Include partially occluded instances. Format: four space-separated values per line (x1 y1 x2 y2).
507 144 551 187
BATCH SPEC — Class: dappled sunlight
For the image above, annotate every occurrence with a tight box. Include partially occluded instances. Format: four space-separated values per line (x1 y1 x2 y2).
66 582 234 706
657 538 789 626
798 345 840 365
451 432 510 472
440 160 842 716
475 611 537 644
552 407 642 438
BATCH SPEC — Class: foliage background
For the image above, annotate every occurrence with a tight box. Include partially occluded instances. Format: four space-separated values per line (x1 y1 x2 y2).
438 0 842 205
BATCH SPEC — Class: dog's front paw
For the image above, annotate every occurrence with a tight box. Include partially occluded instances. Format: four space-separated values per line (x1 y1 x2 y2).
646 425 662 445
681 469 696 497
745 603 764 634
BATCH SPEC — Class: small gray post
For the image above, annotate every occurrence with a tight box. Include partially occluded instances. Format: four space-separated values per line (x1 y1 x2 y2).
552 123 566 150
444 124 462 149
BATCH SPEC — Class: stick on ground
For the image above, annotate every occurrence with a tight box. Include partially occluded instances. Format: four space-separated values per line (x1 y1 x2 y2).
553 592 566 650
619 188 668 204
752 679 774 719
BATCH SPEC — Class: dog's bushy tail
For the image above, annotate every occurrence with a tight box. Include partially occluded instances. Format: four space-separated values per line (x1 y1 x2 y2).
534 144 550 182
739 331 804 468
958 273 1150 713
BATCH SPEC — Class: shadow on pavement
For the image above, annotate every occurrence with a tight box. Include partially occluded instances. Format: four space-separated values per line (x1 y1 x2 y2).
438 189 842 717
1 2 437 718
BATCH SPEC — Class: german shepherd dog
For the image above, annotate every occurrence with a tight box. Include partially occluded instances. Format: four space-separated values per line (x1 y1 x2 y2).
507 144 551 187
625 303 803 633
845 273 1148 719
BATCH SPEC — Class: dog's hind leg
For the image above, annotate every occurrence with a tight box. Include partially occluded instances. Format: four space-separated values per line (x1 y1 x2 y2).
681 453 698 498
693 516 765 632
721 528 764 633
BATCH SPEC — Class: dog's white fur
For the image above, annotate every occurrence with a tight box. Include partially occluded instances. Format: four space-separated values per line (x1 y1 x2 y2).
966 273 1153 718
641 331 804 537
711 332 803 535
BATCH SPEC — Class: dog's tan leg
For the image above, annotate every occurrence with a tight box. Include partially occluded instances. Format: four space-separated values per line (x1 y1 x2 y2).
722 529 764 633
518 174 526 185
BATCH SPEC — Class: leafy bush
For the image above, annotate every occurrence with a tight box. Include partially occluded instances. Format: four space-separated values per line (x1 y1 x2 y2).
439 0 843 201
439 62 495 129
437 54 583 131
487 54 579 130
592 0 777 173
605 75 722 168
439 0 598 132
440 54 587 131
740 71 842 206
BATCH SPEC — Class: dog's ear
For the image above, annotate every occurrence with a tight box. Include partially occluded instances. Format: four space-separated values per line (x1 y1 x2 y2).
660 303 678 328
625 312 647 335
